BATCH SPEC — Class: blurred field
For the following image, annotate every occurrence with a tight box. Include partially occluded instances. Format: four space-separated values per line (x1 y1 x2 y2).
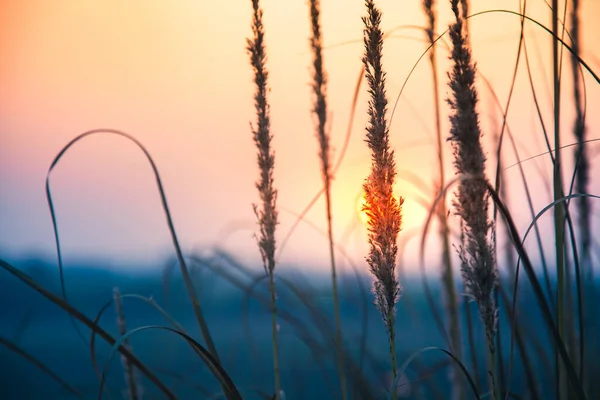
1 255 596 399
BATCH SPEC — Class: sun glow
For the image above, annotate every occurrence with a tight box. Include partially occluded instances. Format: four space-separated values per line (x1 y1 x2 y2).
356 185 428 234
357 195 369 225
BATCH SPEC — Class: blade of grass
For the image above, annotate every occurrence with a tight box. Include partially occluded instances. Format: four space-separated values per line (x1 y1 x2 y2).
498 285 541 400
492 190 595 400
45 129 221 370
0 336 84 399
389 8 599 131
550 2 568 398
420 177 589 399
89 293 191 383
97 325 242 400
0 258 177 399
394 346 481 400
194 252 375 399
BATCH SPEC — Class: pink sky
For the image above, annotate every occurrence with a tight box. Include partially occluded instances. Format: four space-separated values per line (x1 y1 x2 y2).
1 0 599 274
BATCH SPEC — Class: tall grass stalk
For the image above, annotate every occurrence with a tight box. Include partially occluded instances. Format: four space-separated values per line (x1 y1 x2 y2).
246 1 281 398
446 0 498 397
113 287 142 400
361 1 403 398
569 1 593 393
306 1 347 399
550 1 567 398
422 1 463 398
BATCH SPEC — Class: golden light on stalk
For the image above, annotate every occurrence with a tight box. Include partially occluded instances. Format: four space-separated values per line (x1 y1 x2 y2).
357 184 426 231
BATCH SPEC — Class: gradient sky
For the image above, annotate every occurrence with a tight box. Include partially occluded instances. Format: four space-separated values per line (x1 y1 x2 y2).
1 0 599 274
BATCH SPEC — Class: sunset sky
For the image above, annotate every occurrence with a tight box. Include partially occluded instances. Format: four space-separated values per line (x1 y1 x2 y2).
1 0 599 274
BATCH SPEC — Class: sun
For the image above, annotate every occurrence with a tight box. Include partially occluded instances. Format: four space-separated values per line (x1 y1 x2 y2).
357 195 370 226
356 185 427 233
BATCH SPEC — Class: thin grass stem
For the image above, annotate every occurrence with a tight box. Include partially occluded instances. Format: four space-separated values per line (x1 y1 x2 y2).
307 2 347 398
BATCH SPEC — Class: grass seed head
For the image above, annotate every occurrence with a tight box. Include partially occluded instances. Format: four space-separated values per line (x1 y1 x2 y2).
447 0 498 351
362 0 404 334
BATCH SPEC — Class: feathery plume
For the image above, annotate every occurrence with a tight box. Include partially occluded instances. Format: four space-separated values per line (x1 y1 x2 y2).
423 1 463 399
361 0 404 391
247 1 281 398
446 0 498 354
307 1 347 399
247 0 278 277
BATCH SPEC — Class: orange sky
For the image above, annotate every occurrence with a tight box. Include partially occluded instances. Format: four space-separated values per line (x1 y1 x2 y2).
1 0 599 274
